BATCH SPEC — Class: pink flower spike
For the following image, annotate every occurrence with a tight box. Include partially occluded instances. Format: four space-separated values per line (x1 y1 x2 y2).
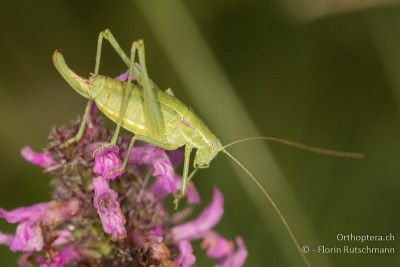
92 176 127 240
175 240 196 267
216 237 248 267
37 246 80 267
21 146 54 168
92 144 123 180
201 231 234 259
171 188 224 241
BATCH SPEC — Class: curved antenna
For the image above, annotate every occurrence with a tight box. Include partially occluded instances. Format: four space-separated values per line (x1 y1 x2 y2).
223 136 364 159
222 149 311 267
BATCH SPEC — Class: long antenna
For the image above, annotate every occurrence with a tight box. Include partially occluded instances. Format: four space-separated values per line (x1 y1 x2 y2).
223 136 364 159
222 148 312 267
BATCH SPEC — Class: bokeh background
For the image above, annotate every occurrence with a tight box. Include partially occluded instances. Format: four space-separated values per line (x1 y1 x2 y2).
1 0 400 266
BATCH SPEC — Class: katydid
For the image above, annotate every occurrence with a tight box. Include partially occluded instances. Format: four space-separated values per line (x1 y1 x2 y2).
53 29 363 267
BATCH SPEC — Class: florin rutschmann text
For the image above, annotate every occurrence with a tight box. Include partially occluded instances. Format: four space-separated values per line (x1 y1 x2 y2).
316 245 394 254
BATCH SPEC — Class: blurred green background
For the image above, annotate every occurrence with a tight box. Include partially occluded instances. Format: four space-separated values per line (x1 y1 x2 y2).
1 0 400 266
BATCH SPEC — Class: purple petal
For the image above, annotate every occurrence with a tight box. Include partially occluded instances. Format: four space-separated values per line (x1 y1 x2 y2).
216 237 248 267
52 229 72 247
178 178 200 205
0 200 78 226
115 65 140 82
201 231 234 259
171 188 224 241
0 203 47 224
148 226 163 243
37 246 80 267
85 142 103 155
0 231 14 246
0 200 78 252
175 240 196 267
186 182 201 205
150 175 200 204
149 176 180 199
93 176 126 240
21 146 54 168
11 221 43 252
169 149 184 167
92 144 123 179
0 204 47 252
127 145 178 194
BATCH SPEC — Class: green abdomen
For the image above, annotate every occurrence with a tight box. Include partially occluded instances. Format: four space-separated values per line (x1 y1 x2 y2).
93 76 220 150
